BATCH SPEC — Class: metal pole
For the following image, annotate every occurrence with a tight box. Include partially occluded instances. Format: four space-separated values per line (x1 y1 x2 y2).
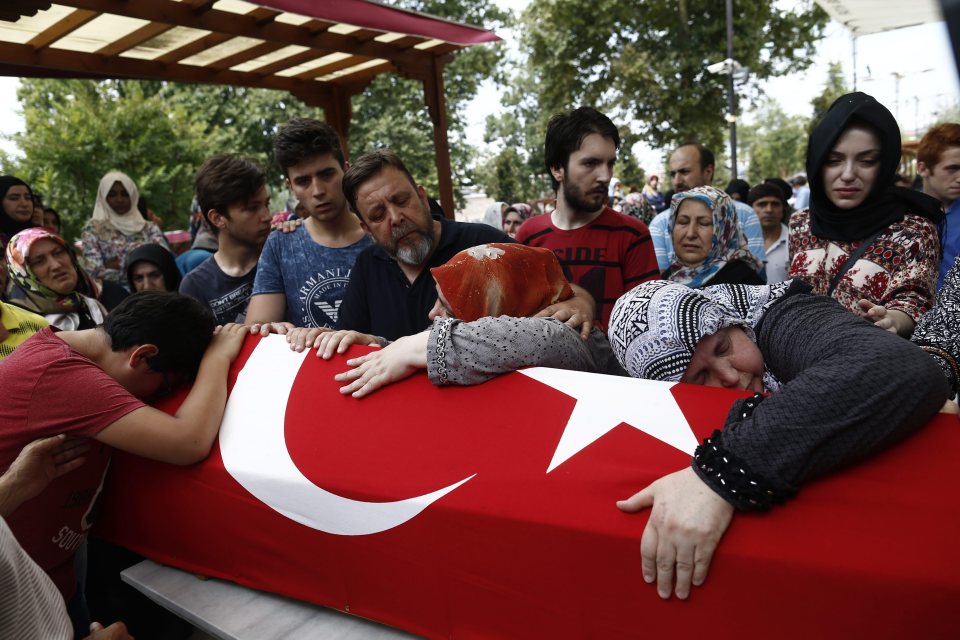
726 0 737 179
852 36 857 90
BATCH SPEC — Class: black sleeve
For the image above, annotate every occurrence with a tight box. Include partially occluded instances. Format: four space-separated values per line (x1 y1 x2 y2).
335 253 371 333
911 257 960 395
707 260 765 286
694 293 949 507
467 223 514 245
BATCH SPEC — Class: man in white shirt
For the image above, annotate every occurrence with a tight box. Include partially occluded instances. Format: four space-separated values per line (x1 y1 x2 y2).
748 183 789 283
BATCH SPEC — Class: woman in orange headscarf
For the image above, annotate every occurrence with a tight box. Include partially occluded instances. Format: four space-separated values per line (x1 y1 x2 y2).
307 243 623 397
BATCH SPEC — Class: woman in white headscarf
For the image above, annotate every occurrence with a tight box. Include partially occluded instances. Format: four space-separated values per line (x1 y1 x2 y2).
481 202 507 230
80 171 169 290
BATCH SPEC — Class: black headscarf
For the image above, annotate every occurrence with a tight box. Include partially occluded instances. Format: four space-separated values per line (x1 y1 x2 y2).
0 176 36 244
724 178 751 202
124 243 182 292
806 92 942 242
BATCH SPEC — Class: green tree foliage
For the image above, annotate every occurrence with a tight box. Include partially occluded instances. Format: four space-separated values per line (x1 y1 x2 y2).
13 79 210 240
9 0 508 239
809 61 849 134
474 146 528 203
518 0 828 151
350 0 510 207
617 130 647 191
741 100 809 182
479 1 826 201
475 69 551 201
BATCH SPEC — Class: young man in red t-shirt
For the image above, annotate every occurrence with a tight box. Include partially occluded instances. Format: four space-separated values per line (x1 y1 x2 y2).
0 291 246 635
515 107 659 328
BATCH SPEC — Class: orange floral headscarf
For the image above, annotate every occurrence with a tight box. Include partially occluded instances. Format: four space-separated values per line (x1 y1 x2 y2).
430 243 572 321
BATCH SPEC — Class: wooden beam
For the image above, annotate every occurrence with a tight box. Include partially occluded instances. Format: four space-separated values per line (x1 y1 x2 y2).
96 22 173 56
206 41 285 71
155 32 231 64
26 8 97 50
294 55 372 81
246 48 322 76
422 58 454 219
2 1 53 22
328 62 394 87
60 0 443 68
0 40 332 100
183 0 217 11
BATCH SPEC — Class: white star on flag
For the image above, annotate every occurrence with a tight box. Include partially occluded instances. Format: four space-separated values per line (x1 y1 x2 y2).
518 368 699 473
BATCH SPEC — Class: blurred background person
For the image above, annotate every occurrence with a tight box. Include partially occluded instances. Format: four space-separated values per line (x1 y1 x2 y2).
80 171 169 291
748 183 790 283
1 176 37 251
724 178 751 202
43 208 61 235
124 243 181 293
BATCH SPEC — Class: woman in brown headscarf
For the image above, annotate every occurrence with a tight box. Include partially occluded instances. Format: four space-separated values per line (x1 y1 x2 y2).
309 243 623 397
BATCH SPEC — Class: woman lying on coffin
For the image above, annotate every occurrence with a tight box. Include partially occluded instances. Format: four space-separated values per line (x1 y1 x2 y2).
912 255 960 398
605 279 948 601
288 243 625 396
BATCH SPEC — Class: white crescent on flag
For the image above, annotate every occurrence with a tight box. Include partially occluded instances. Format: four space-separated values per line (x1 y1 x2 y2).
219 335 474 536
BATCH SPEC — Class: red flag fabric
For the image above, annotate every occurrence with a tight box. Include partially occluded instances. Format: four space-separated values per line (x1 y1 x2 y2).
95 334 960 638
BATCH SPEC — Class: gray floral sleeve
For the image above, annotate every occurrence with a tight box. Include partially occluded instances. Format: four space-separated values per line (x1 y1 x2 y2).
426 316 624 386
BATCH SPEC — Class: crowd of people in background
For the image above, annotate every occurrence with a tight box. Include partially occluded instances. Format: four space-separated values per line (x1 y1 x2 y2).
2 90 960 637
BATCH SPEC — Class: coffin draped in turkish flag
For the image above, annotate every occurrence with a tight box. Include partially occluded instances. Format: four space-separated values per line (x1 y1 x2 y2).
95 334 959 638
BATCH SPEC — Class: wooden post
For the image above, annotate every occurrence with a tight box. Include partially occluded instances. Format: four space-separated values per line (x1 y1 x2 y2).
422 57 454 219
322 85 353 161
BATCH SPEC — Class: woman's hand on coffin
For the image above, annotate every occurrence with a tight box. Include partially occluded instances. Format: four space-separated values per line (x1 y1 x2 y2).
617 467 734 601
334 331 429 398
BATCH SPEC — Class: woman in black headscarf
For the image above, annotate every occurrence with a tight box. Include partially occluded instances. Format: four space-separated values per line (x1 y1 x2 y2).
788 92 942 336
1 176 37 251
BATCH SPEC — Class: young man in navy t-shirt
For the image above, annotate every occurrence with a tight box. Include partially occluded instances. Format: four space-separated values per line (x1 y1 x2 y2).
179 155 271 325
246 119 372 329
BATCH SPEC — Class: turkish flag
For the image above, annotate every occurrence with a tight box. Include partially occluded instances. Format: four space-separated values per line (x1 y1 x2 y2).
95 334 960 638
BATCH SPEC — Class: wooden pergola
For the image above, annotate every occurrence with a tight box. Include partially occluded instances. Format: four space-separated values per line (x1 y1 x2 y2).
0 0 501 217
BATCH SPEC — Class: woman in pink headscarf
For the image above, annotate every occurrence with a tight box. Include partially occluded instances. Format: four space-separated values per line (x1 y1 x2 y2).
6 227 107 330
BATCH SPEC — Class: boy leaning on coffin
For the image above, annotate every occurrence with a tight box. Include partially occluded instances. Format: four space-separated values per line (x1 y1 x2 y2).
0 290 246 635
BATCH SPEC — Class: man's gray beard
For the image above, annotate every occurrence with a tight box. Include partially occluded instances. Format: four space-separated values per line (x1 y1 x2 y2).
395 232 435 266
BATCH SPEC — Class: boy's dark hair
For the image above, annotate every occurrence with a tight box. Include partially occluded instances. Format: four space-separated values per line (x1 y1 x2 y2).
274 118 346 173
342 149 418 217
747 182 785 206
675 142 715 172
103 291 215 376
195 154 267 229
544 107 621 191
725 178 751 201
764 177 793 203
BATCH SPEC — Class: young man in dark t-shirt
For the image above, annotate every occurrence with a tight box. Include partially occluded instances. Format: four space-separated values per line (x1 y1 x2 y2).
180 155 271 324
515 107 658 328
